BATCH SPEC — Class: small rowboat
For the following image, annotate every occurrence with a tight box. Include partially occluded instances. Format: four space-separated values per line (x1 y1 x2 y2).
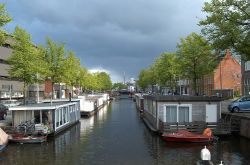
162 128 214 143
9 133 47 144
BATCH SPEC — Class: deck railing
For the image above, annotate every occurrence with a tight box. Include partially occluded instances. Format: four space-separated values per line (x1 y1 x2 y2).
159 120 231 135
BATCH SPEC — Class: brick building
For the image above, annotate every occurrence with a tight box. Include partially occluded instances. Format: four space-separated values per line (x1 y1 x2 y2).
202 49 241 97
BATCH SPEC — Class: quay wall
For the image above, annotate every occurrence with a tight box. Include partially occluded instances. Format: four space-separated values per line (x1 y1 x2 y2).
222 112 250 139
241 119 250 138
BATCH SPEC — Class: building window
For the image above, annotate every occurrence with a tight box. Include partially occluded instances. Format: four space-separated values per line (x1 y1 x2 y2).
2 84 12 90
245 61 250 71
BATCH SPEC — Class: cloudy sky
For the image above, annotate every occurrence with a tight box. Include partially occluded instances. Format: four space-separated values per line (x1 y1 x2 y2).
1 0 207 82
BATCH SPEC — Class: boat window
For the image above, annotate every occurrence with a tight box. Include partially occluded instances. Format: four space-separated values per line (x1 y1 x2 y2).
166 105 177 122
56 109 59 127
165 105 191 123
34 110 41 123
179 106 189 122
63 107 66 124
42 111 49 125
60 108 63 125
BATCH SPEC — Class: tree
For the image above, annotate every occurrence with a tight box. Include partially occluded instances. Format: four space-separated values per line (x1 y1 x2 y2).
153 52 180 92
8 26 45 103
176 33 217 95
63 51 81 87
137 67 156 91
199 0 250 59
84 73 99 91
112 83 127 90
76 67 88 93
96 72 112 91
0 3 12 45
44 37 66 98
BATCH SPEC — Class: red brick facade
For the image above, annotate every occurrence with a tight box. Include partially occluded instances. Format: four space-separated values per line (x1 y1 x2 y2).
203 50 241 96
44 79 52 97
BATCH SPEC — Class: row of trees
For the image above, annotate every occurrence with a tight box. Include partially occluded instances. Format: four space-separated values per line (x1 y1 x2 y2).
138 33 217 94
138 0 249 94
0 4 112 100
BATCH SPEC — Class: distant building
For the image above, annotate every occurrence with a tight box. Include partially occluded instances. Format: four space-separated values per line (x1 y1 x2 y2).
0 38 44 101
0 43 24 100
127 77 136 92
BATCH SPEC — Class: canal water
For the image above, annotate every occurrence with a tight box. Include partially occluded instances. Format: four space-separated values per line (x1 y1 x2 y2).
1 98 250 165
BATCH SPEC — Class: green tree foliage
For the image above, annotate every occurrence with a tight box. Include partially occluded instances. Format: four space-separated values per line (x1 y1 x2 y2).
96 72 112 91
112 82 127 90
77 67 88 90
8 26 45 101
44 37 66 98
153 52 180 91
176 33 217 95
199 0 250 59
137 67 156 90
0 3 12 45
63 51 81 87
83 72 99 91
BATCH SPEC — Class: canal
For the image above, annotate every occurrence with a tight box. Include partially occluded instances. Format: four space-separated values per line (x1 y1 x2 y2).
1 98 250 165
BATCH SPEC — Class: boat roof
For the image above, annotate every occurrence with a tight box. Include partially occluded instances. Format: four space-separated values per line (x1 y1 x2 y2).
8 101 78 111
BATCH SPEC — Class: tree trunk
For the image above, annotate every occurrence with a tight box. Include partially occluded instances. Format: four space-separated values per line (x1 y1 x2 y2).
52 82 54 99
23 82 26 105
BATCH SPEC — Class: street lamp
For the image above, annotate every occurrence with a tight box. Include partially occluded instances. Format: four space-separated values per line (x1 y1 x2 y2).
219 54 224 97
36 73 40 103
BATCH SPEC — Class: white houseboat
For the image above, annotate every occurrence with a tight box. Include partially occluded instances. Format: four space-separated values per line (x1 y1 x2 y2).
78 93 109 117
8 101 80 135
140 95 230 135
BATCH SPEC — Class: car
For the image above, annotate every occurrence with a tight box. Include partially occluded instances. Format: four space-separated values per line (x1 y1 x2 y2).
228 96 250 113
0 104 8 120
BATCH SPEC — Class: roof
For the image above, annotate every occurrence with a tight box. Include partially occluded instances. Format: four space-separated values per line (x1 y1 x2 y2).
143 95 222 102
8 101 78 111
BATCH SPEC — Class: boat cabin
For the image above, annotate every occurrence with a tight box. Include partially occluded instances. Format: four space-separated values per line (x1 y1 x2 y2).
8 101 80 135
142 95 223 133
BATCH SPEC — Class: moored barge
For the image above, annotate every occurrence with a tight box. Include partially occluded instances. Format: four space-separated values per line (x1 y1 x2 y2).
8 101 80 136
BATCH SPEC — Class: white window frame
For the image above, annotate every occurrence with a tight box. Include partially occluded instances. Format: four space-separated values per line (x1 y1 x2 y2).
164 104 192 123
245 61 250 71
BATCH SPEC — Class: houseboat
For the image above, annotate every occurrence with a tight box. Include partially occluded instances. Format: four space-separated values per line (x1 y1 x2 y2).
140 95 230 135
134 93 144 113
78 93 109 117
8 101 80 136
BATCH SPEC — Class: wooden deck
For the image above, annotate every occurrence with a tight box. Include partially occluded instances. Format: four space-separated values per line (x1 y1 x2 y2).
160 121 231 136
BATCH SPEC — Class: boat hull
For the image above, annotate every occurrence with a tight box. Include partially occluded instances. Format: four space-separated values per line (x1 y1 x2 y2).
9 134 47 143
162 130 213 143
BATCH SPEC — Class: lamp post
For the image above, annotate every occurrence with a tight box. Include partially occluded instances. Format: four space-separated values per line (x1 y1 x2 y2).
220 61 222 97
9 84 12 101
36 73 40 103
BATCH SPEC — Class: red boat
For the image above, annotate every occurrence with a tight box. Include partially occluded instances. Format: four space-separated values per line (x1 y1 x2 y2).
162 128 214 143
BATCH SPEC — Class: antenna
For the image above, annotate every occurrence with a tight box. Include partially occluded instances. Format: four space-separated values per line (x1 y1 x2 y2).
123 72 126 85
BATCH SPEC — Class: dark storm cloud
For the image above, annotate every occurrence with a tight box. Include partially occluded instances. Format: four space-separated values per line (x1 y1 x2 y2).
2 0 205 82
